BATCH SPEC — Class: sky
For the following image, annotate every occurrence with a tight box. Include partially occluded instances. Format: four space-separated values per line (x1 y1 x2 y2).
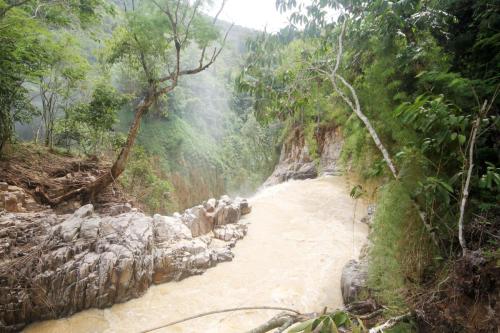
208 0 297 32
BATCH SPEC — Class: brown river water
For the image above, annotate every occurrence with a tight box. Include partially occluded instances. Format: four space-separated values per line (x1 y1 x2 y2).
24 176 368 333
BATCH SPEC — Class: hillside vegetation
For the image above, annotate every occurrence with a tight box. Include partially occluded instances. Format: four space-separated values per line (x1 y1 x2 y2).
0 0 498 332
1 0 278 213
238 0 499 331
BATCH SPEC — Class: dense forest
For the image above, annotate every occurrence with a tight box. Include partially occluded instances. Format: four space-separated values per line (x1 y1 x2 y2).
0 0 499 332
237 0 499 331
1 0 278 212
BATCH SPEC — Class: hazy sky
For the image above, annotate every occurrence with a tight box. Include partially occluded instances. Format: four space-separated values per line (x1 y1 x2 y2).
208 0 296 32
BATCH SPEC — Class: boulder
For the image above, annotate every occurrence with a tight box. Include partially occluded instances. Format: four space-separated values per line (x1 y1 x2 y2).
108 203 133 216
213 224 248 242
235 197 252 215
214 201 241 226
58 204 93 242
204 198 217 212
340 259 370 304
180 205 213 237
80 217 100 239
153 215 192 242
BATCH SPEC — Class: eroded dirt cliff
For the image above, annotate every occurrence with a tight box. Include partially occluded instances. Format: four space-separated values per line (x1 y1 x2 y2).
264 126 343 186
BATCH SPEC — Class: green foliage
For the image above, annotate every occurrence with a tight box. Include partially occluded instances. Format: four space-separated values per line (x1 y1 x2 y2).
368 181 437 307
244 0 499 315
0 0 109 153
0 6 50 151
55 81 126 153
120 146 175 214
103 0 220 89
289 310 365 333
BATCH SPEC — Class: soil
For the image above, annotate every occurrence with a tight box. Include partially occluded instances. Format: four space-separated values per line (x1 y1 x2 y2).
0 143 133 214
413 213 500 332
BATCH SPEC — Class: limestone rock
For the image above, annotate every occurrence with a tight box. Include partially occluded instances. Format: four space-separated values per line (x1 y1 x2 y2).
0 183 44 213
154 214 192 242
0 196 250 331
213 224 248 242
204 198 217 212
108 203 133 216
214 201 241 226
235 197 252 215
340 259 369 304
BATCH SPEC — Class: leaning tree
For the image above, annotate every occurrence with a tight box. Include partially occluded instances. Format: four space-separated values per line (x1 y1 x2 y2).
37 0 231 205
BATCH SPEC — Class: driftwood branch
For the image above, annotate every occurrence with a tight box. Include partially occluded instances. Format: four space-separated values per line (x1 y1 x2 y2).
244 312 300 333
368 312 411 333
138 306 300 333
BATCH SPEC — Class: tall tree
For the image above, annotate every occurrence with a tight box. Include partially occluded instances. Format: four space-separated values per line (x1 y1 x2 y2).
38 34 89 148
37 0 231 205
0 0 109 153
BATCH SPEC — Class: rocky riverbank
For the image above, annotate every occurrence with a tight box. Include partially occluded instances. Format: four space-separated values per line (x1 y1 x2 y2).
0 189 251 332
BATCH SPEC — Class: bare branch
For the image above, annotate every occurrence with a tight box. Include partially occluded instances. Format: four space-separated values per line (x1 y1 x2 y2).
212 0 226 24
368 312 412 333
158 22 233 83
180 0 202 46
138 306 300 333
458 97 493 254
245 313 300 333
319 16 441 247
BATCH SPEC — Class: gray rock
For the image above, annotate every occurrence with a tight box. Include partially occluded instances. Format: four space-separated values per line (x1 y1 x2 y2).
204 198 217 212
264 128 343 186
214 201 241 226
108 203 132 216
180 205 213 237
213 224 248 242
340 259 369 304
74 204 94 218
80 217 101 239
153 214 192 242
235 197 252 215
0 195 250 331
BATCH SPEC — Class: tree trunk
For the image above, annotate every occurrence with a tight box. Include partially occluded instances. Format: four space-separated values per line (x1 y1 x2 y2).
36 92 155 206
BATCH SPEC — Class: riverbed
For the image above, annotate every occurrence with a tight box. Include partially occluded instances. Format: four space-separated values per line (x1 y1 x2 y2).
24 176 368 333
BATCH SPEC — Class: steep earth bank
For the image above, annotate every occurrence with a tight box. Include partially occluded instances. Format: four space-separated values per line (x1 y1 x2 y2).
264 126 343 186
0 185 251 332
